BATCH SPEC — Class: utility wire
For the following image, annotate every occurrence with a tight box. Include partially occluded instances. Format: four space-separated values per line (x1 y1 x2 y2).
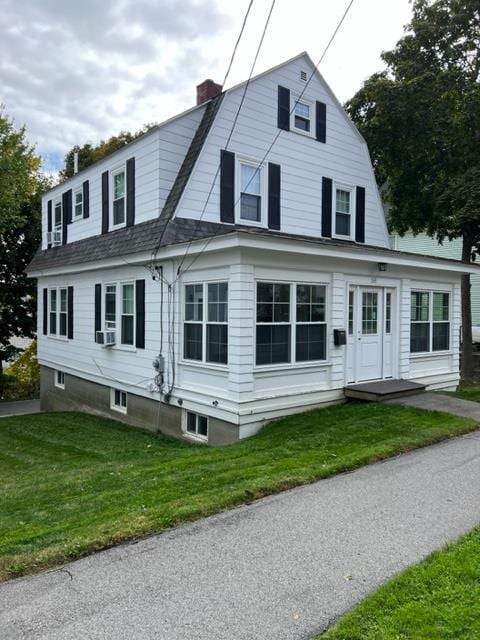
175 0 277 278
179 0 355 277
148 0 255 272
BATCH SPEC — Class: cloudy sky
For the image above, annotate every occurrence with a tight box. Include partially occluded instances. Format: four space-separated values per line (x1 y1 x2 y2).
2 0 412 174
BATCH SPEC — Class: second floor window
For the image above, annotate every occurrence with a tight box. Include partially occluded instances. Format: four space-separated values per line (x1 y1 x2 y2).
335 188 352 237
240 163 262 224
294 101 311 132
113 169 125 227
54 201 62 232
74 188 83 218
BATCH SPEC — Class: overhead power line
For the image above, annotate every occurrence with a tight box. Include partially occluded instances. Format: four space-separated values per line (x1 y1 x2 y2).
179 0 355 277
175 0 277 277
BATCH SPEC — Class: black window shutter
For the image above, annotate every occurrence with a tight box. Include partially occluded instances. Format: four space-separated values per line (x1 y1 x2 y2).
268 163 281 230
220 150 235 223
355 186 366 243
277 86 290 131
126 157 135 227
83 180 90 218
67 286 74 339
47 200 52 248
43 288 48 335
62 190 72 244
321 177 332 238
94 283 102 340
101 171 109 234
316 101 327 143
135 279 145 349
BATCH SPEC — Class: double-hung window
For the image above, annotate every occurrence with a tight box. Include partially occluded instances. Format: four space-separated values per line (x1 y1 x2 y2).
293 101 311 132
121 284 135 345
74 188 83 219
335 188 352 237
410 291 450 353
105 284 117 330
240 163 262 224
295 285 327 361
103 282 135 346
112 168 126 227
256 283 291 365
183 283 228 364
49 287 67 337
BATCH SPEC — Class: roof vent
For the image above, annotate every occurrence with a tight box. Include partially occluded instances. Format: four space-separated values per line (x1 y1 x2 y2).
300 70 307 81
196 79 222 105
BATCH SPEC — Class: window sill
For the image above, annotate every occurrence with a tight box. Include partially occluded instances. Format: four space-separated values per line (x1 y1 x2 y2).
111 405 127 414
47 335 69 342
112 345 137 353
183 430 208 443
110 222 127 231
410 351 452 359
254 361 332 373
236 219 267 229
291 127 314 139
180 360 229 372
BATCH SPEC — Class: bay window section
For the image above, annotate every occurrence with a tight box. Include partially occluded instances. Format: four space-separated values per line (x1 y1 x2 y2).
296 285 327 361
410 291 450 353
207 283 228 364
256 282 291 366
121 284 134 345
183 283 228 364
184 284 203 361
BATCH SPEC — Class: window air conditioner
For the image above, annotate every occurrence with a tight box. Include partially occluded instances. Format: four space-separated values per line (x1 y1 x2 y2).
47 230 62 246
96 330 116 346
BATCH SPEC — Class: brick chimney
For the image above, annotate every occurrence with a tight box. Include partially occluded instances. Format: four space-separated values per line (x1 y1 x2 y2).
196 79 222 105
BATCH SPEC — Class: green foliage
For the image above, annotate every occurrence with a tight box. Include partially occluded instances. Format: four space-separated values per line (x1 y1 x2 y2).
0 402 474 581
347 0 480 245
2 341 40 401
59 123 158 181
320 528 480 639
0 108 48 374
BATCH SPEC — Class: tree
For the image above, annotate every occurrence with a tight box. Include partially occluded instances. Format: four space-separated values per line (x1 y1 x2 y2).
59 123 158 181
0 108 46 383
347 0 480 378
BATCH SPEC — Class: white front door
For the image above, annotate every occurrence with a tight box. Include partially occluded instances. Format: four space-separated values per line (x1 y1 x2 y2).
346 285 396 384
356 288 383 382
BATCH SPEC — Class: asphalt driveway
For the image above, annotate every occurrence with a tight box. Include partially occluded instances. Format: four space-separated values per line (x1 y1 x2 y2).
2 429 480 640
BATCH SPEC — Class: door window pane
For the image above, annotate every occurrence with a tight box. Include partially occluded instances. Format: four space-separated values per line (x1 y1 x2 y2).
362 292 378 334
385 292 392 334
348 290 354 335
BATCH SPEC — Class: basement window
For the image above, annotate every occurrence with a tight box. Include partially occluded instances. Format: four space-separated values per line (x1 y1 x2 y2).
111 388 127 414
55 370 65 389
184 411 208 440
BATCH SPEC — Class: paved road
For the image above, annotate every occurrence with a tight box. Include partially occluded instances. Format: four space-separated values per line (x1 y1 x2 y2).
2 430 480 640
0 399 40 418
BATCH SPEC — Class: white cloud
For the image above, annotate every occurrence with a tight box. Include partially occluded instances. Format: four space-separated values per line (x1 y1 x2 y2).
1 0 412 173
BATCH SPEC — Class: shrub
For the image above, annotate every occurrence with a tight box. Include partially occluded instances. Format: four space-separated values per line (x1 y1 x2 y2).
2 341 39 401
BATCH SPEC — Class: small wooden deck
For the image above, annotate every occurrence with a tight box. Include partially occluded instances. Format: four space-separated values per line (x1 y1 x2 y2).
345 379 426 402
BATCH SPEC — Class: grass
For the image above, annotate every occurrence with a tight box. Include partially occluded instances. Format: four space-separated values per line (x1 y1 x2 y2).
442 382 480 403
318 528 480 639
0 403 476 582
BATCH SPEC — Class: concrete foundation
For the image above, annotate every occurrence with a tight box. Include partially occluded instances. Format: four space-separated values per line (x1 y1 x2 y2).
40 366 240 445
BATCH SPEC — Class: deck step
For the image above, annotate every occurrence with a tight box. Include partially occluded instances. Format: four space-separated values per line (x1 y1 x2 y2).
345 379 426 402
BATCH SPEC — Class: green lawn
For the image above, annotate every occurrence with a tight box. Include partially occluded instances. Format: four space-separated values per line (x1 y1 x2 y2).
318 528 480 639
443 383 480 403
0 404 476 582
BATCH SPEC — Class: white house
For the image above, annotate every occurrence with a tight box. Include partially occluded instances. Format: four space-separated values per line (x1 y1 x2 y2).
28 52 479 444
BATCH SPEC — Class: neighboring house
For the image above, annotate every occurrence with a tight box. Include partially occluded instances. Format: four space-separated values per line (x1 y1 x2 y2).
390 233 480 326
27 52 479 444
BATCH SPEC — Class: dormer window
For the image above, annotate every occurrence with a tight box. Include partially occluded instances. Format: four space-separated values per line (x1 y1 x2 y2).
239 162 263 224
112 168 126 227
54 201 62 233
74 188 83 219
